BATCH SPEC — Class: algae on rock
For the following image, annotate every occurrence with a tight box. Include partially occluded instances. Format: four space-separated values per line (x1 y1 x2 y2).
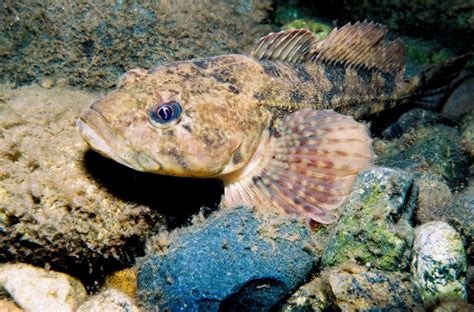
0 0 272 90
319 167 417 272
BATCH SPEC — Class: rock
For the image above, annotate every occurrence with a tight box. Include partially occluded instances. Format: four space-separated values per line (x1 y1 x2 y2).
38 78 54 89
77 289 139 312
0 85 166 284
460 111 474 157
376 124 469 189
441 77 474 122
468 265 474 303
433 300 473 312
301 1 474 54
447 180 474 261
0 263 87 312
0 1 272 90
137 206 316 311
415 175 453 224
0 299 23 312
320 167 416 271
104 268 137 299
412 221 467 308
328 264 422 311
382 108 439 140
281 277 331 312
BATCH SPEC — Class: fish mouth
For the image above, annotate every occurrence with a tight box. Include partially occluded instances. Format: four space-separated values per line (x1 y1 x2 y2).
76 107 162 172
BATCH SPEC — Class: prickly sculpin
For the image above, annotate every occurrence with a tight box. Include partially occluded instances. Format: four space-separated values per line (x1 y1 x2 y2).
77 22 468 223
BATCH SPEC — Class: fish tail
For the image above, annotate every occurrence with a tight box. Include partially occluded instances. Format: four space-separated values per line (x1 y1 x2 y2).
408 54 471 110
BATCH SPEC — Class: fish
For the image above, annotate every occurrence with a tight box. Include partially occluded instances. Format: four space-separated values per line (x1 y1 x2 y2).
77 21 469 224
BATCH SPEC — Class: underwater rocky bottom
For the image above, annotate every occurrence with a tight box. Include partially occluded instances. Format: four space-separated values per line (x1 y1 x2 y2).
0 81 472 310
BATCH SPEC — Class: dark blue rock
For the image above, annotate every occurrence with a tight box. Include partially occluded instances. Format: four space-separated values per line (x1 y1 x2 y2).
137 206 315 311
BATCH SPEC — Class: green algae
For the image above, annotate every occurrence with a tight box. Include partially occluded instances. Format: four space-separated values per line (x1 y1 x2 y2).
282 19 332 40
319 168 416 272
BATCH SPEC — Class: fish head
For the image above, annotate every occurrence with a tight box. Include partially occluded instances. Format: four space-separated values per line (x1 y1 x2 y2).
77 58 270 177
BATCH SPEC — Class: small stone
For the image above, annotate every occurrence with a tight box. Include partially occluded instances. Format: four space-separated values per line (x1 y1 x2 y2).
447 180 474 260
460 111 474 157
412 221 467 308
137 206 316 310
0 263 87 312
77 288 139 312
38 78 55 89
104 268 137 298
415 175 453 224
441 76 474 122
382 108 439 139
328 264 422 311
282 277 330 312
55 78 69 87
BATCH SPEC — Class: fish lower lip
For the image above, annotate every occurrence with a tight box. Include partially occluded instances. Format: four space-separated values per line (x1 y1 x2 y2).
76 108 161 172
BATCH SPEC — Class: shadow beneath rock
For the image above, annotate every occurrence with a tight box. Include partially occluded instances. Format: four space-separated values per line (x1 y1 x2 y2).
83 149 223 229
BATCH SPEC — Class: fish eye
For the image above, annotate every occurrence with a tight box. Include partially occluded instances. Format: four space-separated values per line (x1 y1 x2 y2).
149 101 182 127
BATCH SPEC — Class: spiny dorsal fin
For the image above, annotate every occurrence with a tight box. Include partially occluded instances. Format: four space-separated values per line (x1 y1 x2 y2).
310 21 405 77
222 109 376 224
251 29 318 63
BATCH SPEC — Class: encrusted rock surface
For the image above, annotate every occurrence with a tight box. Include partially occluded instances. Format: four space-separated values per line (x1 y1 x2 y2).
137 206 316 311
77 288 139 312
415 175 453 224
0 0 272 90
460 111 474 158
377 124 469 189
441 77 474 122
0 263 87 312
328 264 422 311
412 221 467 308
0 85 165 283
319 167 417 271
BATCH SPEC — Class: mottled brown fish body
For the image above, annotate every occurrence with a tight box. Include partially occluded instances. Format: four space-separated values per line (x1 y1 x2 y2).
77 21 468 224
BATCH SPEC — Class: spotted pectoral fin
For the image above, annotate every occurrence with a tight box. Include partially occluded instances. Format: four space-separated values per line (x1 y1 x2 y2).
251 29 319 63
222 109 376 224
310 21 405 78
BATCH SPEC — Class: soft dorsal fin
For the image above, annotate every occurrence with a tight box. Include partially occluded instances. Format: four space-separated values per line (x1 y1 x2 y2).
310 21 405 77
251 29 318 63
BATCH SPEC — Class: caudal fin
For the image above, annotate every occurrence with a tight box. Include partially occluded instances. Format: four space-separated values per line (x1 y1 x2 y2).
412 54 471 109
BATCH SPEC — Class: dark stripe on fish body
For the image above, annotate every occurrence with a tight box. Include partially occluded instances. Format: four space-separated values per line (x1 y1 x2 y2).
292 64 314 82
260 60 281 78
169 147 188 170
193 59 210 69
381 72 396 95
356 67 373 86
290 90 305 103
182 124 192 133
323 64 346 104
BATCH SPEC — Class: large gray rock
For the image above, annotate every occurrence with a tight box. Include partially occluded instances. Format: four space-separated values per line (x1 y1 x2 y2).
137 206 316 311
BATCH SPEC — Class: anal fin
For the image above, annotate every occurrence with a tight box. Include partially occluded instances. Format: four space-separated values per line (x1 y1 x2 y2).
222 109 376 224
